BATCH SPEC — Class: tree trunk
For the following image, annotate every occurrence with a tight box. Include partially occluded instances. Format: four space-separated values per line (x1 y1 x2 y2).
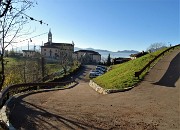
0 54 5 90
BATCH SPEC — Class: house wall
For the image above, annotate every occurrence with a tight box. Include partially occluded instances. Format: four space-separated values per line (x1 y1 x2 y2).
72 53 78 60
74 51 101 64
23 51 36 57
76 52 86 60
92 54 101 63
41 43 74 63
130 57 136 60
41 47 58 58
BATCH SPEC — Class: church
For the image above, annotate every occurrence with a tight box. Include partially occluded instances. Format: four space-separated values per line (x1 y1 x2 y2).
41 29 74 63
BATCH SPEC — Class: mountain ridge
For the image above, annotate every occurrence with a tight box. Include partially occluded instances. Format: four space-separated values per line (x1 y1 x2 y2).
74 47 139 53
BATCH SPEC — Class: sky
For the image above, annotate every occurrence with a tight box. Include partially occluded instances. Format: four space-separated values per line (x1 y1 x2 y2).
12 0 179 52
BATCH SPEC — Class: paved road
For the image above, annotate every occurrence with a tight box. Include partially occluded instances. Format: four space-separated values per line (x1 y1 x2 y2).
8 48 180 130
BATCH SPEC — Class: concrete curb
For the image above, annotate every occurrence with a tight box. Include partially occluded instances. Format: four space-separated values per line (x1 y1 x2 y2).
89 80 134 94
0 97 16 130
0 81 78 130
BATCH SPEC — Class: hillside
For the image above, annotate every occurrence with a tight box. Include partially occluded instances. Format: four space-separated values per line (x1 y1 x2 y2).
93 48 168 89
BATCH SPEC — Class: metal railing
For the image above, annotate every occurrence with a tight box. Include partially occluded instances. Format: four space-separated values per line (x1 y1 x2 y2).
135 44 180 79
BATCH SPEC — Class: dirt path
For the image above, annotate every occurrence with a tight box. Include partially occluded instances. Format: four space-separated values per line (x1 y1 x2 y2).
8 49 180 130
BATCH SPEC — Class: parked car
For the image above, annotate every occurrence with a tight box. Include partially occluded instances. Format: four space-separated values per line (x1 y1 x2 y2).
96 66 106 73
97 65 107 70
95 68 104 74
91 70 103 75
89 72 101 78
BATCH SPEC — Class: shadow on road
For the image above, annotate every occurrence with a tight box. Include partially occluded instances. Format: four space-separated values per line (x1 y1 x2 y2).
153 53 180 87
8 97 103 130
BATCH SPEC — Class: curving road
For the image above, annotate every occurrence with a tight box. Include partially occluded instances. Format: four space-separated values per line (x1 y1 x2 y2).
8 48 180 130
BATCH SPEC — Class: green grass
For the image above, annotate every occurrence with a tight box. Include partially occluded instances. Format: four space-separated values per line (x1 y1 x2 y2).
4 57 22 66
46 63 62 74
93 48 168 90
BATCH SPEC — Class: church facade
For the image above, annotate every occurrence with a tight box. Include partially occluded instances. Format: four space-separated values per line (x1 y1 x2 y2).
41 29 74 63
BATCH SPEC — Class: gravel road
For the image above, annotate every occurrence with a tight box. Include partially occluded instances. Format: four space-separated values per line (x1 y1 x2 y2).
8 48 180 130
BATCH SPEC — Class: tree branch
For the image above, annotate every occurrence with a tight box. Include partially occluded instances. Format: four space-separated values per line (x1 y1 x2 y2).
0 0 12 18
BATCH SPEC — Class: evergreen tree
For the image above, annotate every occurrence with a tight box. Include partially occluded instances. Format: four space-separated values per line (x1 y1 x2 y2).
107 53 111 66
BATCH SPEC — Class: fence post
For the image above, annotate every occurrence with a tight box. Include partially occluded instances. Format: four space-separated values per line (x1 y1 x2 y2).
135 72 139 79
41 57 45 82
6 91 9 102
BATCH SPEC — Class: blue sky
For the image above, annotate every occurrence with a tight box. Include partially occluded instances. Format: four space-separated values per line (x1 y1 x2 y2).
20 0 179 51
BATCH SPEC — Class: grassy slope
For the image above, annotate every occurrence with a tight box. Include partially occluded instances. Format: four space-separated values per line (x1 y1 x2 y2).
93 48 168 90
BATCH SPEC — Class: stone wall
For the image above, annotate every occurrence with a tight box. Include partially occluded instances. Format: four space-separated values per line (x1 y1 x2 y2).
89 80 134 94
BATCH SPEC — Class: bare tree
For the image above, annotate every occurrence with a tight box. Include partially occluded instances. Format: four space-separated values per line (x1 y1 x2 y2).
3 57 43 88
0 0 12 18
147 42 167 52
0 0 47 90
61 54 70 75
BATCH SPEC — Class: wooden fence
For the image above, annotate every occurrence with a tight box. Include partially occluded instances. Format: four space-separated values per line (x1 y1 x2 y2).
0 65 83 129
0 81 73 108
0 81 75 129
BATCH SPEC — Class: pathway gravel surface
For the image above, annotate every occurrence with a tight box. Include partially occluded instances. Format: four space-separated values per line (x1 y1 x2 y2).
8 48 180 130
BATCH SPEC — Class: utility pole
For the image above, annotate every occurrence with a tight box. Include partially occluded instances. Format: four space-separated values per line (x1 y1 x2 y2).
34 44 36 51
28 41 29 50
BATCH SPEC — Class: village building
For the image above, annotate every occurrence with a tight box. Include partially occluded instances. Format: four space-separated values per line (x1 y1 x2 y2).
41 29 74 63
112 57 131 65
73 50 101 64
22 50 36 57
130 51 148 60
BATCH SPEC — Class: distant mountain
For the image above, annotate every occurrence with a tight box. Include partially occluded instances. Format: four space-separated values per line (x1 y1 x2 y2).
74 47 83 51
87 48 111 52
75 47 139 54
117 50 139 53
74 47 111 52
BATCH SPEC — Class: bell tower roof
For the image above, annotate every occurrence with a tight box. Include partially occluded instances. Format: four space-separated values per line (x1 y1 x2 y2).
48 28 52 44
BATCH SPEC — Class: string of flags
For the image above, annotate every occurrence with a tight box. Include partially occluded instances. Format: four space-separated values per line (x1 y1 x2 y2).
1 0 48 26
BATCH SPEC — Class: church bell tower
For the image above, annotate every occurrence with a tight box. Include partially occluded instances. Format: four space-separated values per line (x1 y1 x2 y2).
48 28 52 44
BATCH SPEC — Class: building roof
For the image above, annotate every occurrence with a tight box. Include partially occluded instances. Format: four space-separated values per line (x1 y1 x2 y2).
44 42 74 46
22 50 35 52
74 50 100 55
41 45 58 49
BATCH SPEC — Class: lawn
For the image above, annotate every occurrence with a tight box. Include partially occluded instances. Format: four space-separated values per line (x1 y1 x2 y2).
93 48 168 90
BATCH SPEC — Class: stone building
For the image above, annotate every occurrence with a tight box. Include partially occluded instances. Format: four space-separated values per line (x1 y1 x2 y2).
73 50 101 64
41 29 74 63
22 50 36 57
